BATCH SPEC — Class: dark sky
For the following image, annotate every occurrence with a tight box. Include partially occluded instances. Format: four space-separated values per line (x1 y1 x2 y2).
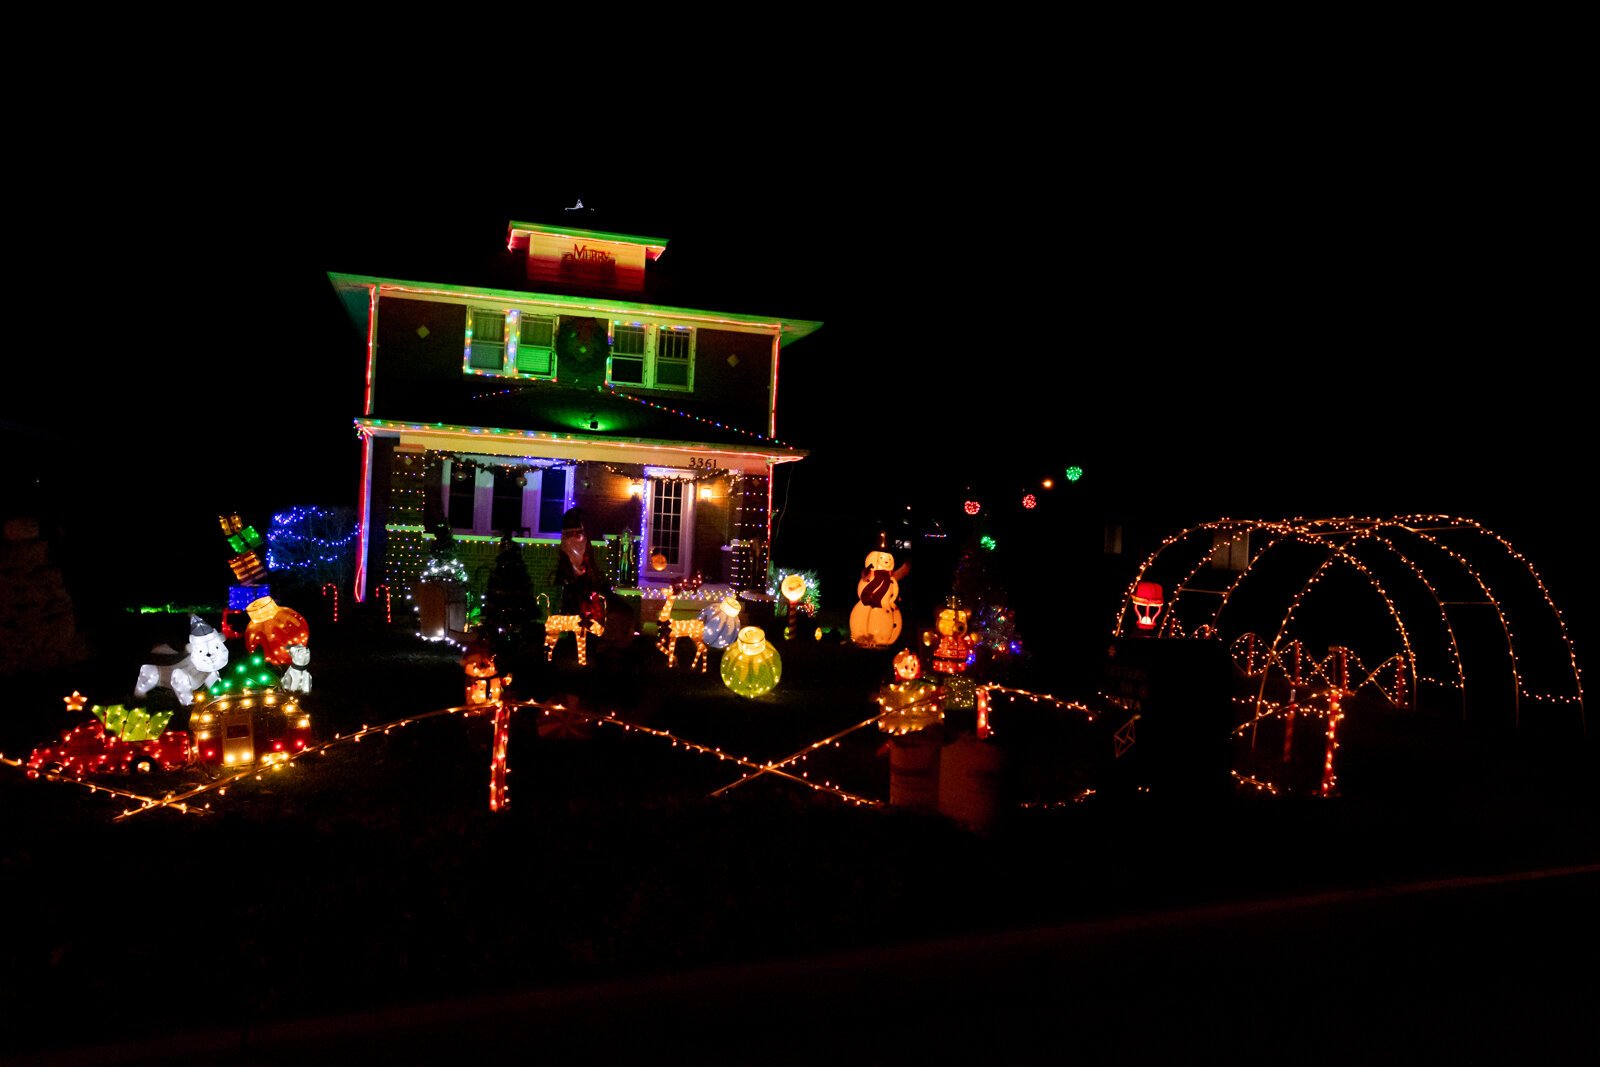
4 92 1587 640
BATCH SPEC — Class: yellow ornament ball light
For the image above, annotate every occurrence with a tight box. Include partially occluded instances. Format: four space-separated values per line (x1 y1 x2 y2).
720 626 782 698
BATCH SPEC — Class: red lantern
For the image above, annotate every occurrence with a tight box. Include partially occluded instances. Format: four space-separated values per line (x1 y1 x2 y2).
1131 581 1165 631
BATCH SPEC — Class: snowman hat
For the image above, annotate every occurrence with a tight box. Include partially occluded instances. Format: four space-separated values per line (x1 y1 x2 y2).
561 507 586 533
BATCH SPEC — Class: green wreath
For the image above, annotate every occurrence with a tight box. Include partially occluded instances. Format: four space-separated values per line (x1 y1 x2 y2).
556 316 607 365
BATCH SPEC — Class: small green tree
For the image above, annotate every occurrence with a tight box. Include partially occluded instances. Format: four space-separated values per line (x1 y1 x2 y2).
479 531 539 649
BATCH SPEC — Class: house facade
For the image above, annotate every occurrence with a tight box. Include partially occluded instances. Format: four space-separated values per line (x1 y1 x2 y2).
331 221 821 610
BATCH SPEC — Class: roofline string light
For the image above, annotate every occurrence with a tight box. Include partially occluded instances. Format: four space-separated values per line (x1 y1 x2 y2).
355 419 802 465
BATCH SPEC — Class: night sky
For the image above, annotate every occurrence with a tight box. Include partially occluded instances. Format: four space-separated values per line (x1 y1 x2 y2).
4 104 1587 657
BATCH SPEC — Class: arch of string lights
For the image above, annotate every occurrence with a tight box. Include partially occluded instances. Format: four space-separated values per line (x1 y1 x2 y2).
1110 515 1585 735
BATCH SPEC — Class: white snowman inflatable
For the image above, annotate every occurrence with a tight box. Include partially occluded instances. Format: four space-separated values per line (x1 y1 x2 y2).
850 533 910 648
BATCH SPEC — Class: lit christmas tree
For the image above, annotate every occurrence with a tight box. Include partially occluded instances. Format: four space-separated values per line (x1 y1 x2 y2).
479 530 539 647
949 536 1024 668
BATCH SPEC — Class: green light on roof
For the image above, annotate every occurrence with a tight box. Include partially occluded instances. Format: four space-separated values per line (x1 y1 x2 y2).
1064 466 1083 483
980 536 997 551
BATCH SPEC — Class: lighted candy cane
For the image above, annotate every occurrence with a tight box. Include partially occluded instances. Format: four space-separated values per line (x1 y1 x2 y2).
489 701 512 811
372 583 393 625
1322 647 1351 797
321 582 340 623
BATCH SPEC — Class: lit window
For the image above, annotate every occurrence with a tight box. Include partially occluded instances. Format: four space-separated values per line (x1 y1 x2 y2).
607 321 694 391
611 323 647 385
444 459 573 538
466 308 558 379
465 307 505 371
515 313 556 377
656 328 691 388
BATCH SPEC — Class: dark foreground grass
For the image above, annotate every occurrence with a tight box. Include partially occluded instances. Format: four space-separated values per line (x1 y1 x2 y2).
2 614 1597 1058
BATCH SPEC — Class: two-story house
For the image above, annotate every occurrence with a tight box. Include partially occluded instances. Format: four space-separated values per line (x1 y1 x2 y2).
330 220 821 614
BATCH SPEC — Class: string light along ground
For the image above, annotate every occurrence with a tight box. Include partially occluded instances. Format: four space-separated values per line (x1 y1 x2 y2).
1 754 209 816
708 712 889 797
22 678 1280 822
104 699 886 821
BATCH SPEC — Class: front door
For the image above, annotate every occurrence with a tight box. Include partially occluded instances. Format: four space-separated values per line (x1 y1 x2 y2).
644 473 695 581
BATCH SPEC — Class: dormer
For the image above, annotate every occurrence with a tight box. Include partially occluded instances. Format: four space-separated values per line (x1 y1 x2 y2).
505 222 668 297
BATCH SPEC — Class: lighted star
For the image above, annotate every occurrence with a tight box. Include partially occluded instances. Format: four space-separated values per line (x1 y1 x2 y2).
64 691 87 713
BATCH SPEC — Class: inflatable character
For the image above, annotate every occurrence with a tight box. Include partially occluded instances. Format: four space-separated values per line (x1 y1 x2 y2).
279 643 313 695
850 532 911 648
134 615 230 706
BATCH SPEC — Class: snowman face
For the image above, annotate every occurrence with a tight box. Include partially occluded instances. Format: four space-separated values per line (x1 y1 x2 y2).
864 551 895 572
189 630 229 672
287 643 311 668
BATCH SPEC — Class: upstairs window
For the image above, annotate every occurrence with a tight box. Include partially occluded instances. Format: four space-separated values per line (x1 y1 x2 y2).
465 307 557 379
465 307 505 371
656 327 692 388
611 323 647 385
514 313 556 376
607 321 694 392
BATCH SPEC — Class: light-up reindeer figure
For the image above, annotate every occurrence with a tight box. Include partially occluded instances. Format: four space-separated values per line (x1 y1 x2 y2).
657 590 707 672
545 592 605 666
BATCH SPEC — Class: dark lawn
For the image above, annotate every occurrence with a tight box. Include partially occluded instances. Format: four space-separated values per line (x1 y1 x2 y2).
2 609 1597 1058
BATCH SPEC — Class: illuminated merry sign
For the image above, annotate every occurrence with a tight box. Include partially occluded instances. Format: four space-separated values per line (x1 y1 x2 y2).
527 232 649 293
560 243 617 280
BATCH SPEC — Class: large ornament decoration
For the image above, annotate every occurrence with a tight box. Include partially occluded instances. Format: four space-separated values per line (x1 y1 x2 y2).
244 597 311 667
700 596 744 650
720 626 782 698
134 615 230 706
850 533 910 648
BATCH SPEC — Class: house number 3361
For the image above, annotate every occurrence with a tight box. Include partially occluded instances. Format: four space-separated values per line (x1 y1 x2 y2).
689 457 718 470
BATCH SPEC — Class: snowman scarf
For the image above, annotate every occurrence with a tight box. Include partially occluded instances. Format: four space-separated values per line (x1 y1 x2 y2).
859 568 891 608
